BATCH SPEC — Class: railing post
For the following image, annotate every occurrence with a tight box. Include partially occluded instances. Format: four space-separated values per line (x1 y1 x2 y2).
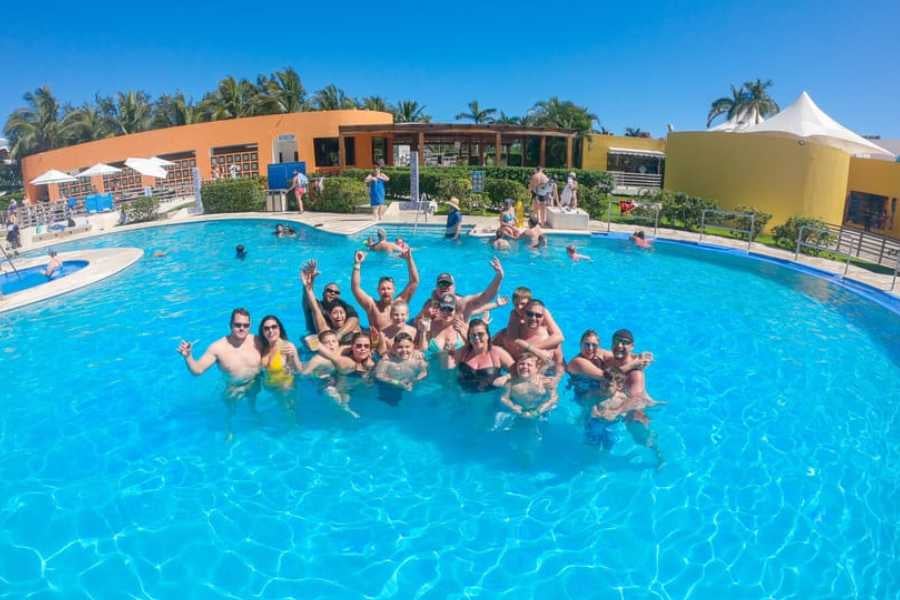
699 209 706 243
606 196 611 234
654 204 659 237
892 253 899 291
878 237 886 265
748 213 755 252
795 225 804 261
856 231 864 257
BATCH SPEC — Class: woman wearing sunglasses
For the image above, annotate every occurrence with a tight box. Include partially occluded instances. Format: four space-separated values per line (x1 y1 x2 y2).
258 315 303 392
301 266 361 350
447 318 515 393
420 293 467 364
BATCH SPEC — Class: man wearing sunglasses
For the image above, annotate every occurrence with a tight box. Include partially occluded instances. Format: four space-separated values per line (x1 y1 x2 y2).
300 259 360 336
424 257 504 321
351 246 420 329
503 299 564 375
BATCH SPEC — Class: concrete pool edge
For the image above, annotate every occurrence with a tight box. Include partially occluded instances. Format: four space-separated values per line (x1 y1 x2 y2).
0 248 144 314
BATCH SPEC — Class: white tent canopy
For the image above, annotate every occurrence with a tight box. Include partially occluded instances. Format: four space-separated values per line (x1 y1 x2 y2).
740 91 894 159
148 156 176 167
125 157 168 179
77 163 121 178
30 169 78 185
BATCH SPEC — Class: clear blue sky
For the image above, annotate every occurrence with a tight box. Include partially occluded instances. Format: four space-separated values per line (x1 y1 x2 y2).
4 0 899 138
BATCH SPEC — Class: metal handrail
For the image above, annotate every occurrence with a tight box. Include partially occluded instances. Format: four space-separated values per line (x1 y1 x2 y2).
699 208 756 252
892 252 899 292
795 224 851 278
0 244 20 279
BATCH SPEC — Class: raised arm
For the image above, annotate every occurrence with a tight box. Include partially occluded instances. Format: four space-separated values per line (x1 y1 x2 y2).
301 270 331 333
350 251 377 316
566 355 607 380
396 247 420 303
462 257 504 317
177 340 218 376
315 345 357 373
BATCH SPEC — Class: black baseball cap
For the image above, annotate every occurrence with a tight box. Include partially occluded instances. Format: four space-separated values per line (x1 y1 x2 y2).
437 273 454 285
612 329 634 344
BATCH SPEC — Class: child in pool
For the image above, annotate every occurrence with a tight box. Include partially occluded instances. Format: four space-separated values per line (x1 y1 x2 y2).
566 244 591 262
379 301 417 353
374 332 428 392
497 352 558 423
300 330 358 417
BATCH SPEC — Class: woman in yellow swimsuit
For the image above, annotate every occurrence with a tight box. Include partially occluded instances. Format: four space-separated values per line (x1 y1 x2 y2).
258 315 303 392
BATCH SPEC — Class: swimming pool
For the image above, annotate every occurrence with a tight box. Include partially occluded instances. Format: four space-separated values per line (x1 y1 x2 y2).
0 260 88 295
0 219 897 598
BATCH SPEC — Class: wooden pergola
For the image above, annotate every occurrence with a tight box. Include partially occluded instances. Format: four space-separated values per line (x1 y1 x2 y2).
338 123 578 168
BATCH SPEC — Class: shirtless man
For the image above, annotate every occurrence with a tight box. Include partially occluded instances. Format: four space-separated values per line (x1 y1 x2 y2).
177 308 262 440
504 299 564 374
351 247 419 330
43 250 62 278
366 228 403 254
494 287 564 352
422 257 504 321
519 215 543 247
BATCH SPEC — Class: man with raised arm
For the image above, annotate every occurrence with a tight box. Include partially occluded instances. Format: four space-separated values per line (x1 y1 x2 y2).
423 257 505 320
351 246 420 330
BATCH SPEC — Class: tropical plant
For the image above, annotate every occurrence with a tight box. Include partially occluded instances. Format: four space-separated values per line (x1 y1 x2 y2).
64 100 113 142
455 100 497 124
495 112 522 125
772 216 833 254
255 67 307 114
312 84 357 110
528 97 597 136
99 91 153 135
393 100 430 123
122 196 161 223
360 96 392 112
200 76 258 120
707 80 779 127
624 127 648 137
152 93 202 128
3 86 72 158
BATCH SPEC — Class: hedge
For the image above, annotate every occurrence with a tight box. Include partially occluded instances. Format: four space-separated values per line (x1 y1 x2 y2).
122 196 161 223
772 216 834 254
484 179 529 208
311 177 366 213
201 177 265 213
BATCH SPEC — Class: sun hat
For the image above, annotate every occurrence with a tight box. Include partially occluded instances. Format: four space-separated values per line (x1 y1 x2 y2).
445 197 461 211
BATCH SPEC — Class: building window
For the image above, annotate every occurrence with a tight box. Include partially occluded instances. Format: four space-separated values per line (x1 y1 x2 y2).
314 138 340 167
372 137 388 165
345 137 356 166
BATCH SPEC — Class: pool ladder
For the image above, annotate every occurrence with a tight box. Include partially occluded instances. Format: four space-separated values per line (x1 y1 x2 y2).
0 245 20 280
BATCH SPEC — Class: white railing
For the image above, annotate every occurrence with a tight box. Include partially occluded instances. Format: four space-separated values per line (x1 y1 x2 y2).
700 208 756 252
605 198 661 236
795 225 851 278
608 171 662 190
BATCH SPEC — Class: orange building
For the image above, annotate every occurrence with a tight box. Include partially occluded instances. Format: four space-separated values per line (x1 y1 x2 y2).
21 110 394 202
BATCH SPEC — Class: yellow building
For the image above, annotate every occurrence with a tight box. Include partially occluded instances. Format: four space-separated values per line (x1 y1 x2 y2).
664 131 900 237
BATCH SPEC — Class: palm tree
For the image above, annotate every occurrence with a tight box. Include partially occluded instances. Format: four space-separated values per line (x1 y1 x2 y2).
98 91 152 135
393 100 430 123
64 100 113 142
528 97 597 135
255 67 307 114
707 80 779 127
152 93 202 128
495 111 522 125
3 86 70 158
706 84 746 127
311 84 357 110
455 100 497 124
624 127 648 137
201 76 258 120
360 96 392 112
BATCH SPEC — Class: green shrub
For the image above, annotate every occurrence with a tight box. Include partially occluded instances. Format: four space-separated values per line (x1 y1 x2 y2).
202 178 265 213
314 177 367 213
772 216 834 254
654 191 717 231
580 186 610 219
435 177 472 204
484 178 529 209
0 190 24 212
729 205 772 241
123 196 161 223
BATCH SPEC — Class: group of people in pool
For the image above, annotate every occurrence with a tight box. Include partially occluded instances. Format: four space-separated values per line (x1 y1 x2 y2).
177 249 661 461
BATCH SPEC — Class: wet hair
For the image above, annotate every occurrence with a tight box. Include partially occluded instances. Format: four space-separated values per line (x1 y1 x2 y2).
390 300 409 312
635 230 646 239
329 303 347 322
230 307 250 325
464 318 492 354
512 287 532 303
378 276 395 286
580 329 600 344
350 332 371 346
258 314 288 353
515 352 539 374
536 235 547 247
528 215 539 228
318 329 337 342
235 244 246 257
49 249 58 257
525 299 545 312
393 332 414 345
495 229 504 240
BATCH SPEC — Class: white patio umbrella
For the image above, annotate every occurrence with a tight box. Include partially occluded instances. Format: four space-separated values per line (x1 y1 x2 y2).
148 156 176 167
76 163 121 178
125 157 168 179
740 91 894 158
30 169 78 185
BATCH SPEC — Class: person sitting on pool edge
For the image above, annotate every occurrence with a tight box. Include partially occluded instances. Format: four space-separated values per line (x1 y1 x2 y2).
421 257 504 321
176 308 263 441
445 197 463 240
351 247 420 330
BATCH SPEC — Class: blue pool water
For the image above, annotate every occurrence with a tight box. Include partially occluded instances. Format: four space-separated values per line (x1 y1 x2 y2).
0 220 898 598
0 260 88 295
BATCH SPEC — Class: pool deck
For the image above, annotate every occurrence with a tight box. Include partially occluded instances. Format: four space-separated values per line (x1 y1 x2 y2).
0 247 143 313
13 204 899 299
